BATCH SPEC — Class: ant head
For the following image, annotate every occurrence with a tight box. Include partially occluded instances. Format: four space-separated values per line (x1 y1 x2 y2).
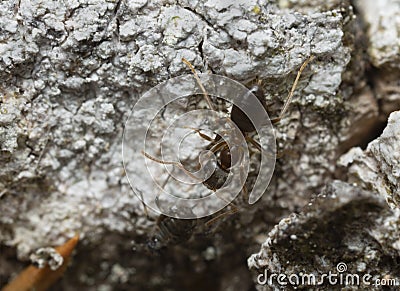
147 235 165 252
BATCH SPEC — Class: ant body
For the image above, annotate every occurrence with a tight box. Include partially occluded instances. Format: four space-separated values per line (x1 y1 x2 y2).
143 56 314 226
148 213 198 251
180 57 313 197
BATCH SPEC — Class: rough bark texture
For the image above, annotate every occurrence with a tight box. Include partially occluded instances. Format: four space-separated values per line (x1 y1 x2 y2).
1 0 399 290
248 181 400 290
339 111 400 209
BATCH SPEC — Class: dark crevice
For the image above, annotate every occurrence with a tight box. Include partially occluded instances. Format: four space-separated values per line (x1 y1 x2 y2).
115 17 120 39
198 38 204 61
337 1 397 153
13 0 21 15
182 6 215 30
113 0 122 39
357 117 387 150
113 0 122 15
65 5 83 20
360 65 397 149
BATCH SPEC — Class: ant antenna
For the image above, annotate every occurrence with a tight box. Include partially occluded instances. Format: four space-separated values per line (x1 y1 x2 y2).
182 57 215 111
271 55 315 124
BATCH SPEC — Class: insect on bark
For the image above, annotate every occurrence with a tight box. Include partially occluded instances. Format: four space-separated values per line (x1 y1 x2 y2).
143 56 314 226
147 213 198 251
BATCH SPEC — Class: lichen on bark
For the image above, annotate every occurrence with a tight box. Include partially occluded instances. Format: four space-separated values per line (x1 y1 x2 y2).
1 0 399 290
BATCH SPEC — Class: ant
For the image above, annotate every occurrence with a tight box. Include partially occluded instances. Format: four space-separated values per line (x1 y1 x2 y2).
143 56 314 225
147 210 198 251
180 57 313 212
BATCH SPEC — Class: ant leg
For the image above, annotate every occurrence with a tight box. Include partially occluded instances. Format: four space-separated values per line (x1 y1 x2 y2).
205 204 239 227
183 126 237 155
141 151 202 181
271 55 314 124
241 184 249 203
183 126 215 142
276 150 285 159
245 135 276 159
200 138 228 155
236 149 250 203
139 190 150 218
154 173 172 211
244 130 298 159
182 57 215 111
276 149 299 159
245 135 262 152
205 148 249 228
266 100 275 107
142 150 182 166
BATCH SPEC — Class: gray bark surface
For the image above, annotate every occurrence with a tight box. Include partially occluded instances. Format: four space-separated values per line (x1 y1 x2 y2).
1 0 399 290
